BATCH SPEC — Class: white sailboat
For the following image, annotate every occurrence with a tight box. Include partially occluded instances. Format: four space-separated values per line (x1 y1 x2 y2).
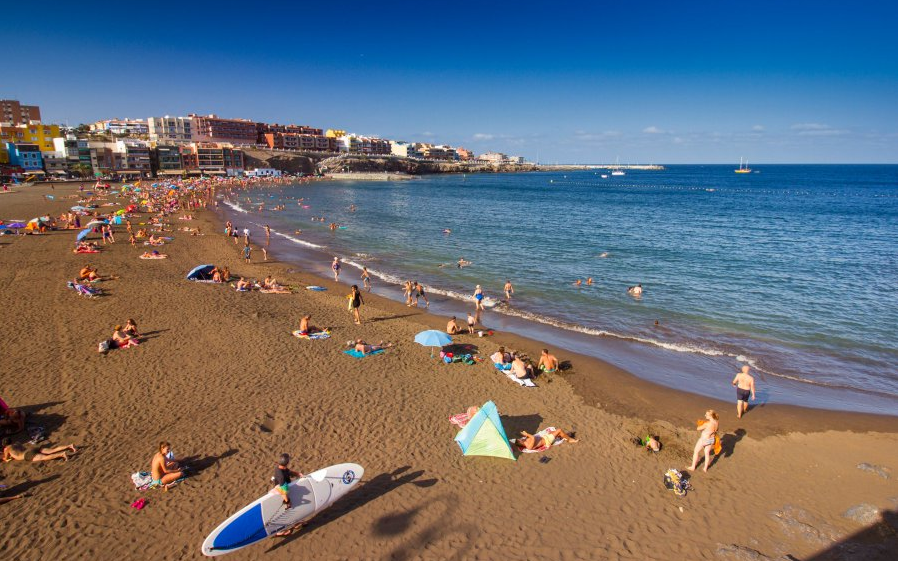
611 156 625 176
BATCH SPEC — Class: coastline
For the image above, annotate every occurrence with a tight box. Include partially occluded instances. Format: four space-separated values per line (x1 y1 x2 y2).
2 181 897 561
209 196 898 434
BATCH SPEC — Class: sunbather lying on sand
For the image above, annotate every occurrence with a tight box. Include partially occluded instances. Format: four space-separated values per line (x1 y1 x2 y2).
515 428 578 450
139 250 167 259
235 277 251 291
2 439 77 463
353 339 393 354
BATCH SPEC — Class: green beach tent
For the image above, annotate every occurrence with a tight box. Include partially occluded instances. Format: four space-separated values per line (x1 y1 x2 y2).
454 401 515 460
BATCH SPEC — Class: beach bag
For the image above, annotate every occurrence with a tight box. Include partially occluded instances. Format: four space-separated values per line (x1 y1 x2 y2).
663 468 691 497
98 339 111 353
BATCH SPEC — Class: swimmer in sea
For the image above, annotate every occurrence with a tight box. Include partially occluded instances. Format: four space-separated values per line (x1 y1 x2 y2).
574 279 582 287
599 252 609 258
586 277 593 286
628 283 643 297
457 257 471 268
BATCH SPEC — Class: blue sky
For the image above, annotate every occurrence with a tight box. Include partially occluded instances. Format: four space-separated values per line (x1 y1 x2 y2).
3 1 897 163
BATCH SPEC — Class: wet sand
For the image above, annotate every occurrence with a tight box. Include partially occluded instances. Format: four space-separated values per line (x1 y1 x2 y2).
1 181 896 561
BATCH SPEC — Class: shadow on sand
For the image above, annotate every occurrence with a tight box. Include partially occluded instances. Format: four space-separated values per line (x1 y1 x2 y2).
265 466 438 554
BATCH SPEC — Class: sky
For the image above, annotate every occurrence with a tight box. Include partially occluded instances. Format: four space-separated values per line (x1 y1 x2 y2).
3 1 898 163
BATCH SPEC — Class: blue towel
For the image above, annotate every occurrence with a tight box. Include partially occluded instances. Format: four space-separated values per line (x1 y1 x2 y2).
343 349 385 358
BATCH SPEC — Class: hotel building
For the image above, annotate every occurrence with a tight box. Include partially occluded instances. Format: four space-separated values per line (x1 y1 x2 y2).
190 115 257 145
0 100 41 125
148 116 193 143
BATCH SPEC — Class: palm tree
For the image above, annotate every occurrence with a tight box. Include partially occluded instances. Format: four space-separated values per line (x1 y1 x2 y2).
71 163 93 179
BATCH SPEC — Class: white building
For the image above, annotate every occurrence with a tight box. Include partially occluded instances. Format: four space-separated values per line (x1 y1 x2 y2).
245 168 283 178
390 141 422 159
148 116 193 143
90 119 149 136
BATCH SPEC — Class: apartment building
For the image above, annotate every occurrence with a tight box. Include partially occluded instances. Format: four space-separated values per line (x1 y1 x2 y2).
0 100 41 125
116 140 152 175
190 114 257 145
257 123 323 137
152 145 185 175
180 143 245 175
0 122 61 152
148 116 193 143
390 141 423 159
419 144 457 161
261 132 336 152
455 147 474 161
90 119 149 136
5 143 44 172
337 135 391 155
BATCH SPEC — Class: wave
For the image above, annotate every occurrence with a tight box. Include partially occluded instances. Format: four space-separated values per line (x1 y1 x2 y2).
270 230 326 250
222 200 248 214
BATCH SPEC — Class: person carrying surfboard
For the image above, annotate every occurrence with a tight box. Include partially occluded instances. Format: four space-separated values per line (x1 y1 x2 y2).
273 454 302 509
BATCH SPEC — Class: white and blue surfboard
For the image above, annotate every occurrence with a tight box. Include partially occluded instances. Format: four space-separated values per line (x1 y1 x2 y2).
201 463 364 556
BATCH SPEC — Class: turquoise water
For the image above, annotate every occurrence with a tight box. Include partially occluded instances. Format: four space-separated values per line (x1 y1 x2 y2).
221 165 898 413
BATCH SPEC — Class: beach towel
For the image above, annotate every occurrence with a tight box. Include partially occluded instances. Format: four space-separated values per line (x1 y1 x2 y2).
131 471 155 490
74 248 99 253
449 413 471 428
343 349 385 358
139 254 167 259
306 286 327 292
260 288 291 294
496 365 537 387
512 427 563 453
293 329 331 340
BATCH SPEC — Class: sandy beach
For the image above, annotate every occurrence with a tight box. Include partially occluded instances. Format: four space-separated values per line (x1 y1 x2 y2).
1 180 897 561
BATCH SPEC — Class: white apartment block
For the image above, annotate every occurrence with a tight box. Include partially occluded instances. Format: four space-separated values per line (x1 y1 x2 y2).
148 116 193 143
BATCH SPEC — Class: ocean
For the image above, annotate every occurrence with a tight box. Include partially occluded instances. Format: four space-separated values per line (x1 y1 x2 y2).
219 165 898 415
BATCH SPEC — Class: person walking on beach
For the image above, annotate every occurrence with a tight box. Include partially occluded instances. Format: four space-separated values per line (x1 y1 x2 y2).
403 280 414 306
361 267 371 292
414 281 429 308
265 224 271 246
467 312 476 334
243 244 252 263
686 410 720 473
732 365 756 418
348 285 364 324
332 257 341 282
504 279 514 301
272 453 302 510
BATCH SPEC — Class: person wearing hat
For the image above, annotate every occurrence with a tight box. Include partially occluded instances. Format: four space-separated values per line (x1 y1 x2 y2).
273 453 303 509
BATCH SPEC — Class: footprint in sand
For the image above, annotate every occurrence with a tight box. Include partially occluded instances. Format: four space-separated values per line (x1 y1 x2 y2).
258 414 284 433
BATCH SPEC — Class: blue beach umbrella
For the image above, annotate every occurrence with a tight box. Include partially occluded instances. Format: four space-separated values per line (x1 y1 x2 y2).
76 228 92 242
414 330 452 357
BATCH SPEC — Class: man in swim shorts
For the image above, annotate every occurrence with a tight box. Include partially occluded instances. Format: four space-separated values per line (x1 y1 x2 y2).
537 349 559 372
732 365 756 418
447 316 461 335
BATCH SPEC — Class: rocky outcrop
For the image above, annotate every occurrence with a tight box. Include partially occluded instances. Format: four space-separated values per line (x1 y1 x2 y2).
241 148 542 176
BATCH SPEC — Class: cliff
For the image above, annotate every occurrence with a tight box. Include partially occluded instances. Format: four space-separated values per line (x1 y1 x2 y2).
241 148 543 175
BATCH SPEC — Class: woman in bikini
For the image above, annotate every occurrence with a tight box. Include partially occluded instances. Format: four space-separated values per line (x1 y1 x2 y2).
687 409 719 473
2 439 76 463
516 428 578 450
150 441 184 487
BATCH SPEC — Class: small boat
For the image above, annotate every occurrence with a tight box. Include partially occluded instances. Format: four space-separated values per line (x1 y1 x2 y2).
601 174 609 179
735 157 751 174
611 156 625 176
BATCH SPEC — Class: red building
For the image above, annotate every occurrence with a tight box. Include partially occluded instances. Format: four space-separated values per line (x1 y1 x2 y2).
190 114 258 145
0 100 41 125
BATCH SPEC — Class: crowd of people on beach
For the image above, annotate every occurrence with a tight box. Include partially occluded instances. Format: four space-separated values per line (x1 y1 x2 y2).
1 173 762 549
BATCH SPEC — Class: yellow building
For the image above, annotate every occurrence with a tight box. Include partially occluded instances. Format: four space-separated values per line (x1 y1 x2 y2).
0 123 61 152
325 129 346 138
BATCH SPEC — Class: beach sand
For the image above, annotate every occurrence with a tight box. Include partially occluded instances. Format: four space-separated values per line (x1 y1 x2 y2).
1 181 897 561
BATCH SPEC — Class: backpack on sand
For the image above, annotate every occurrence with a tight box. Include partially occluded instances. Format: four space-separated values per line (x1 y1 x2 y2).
663 468 692 497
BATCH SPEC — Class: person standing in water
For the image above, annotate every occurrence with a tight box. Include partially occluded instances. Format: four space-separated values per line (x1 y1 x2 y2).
504 279 514 301
332 257 341 282
361 267 371 292
414 281 429 308
732 365 756 418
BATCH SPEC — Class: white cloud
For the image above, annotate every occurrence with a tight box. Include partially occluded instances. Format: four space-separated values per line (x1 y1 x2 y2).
672 136 684 144
572 130 621 142
790 123 849 136
643 126 666 134
472 133 494 141
752 125 765 132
